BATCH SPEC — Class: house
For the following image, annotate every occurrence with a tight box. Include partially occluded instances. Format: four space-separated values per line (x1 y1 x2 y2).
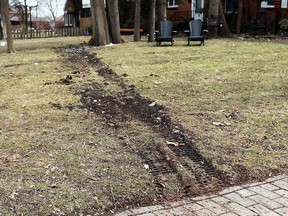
64 0 92 34
63 0 288 35
9 4 53 30
167 0 206 22
167 0 288 33
9 5 25 29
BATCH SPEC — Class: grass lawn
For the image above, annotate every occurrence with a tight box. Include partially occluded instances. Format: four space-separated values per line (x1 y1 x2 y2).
0 36 287 215
95 37 288 180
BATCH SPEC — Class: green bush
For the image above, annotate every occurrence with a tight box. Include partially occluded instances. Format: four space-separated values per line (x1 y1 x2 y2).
279 18 288 30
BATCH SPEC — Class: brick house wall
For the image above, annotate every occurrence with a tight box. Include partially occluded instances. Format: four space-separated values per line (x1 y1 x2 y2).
166 0 288 33
167 0 209 22
167 1 193 22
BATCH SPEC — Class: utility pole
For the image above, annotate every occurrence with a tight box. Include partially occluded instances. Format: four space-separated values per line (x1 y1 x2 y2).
29 6 32 29
29 5 37 29
24 0 28 31
36 4 38 29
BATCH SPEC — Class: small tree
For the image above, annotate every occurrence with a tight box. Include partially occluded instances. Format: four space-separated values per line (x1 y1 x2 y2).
37 0 60 28
236 0 243 34
148 0 156 42
134 0 141 41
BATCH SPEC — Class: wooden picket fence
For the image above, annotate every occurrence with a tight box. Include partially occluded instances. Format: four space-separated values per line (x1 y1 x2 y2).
12 27 81 39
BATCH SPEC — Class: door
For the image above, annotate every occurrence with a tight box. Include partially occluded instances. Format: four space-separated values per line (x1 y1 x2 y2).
192 0 204 21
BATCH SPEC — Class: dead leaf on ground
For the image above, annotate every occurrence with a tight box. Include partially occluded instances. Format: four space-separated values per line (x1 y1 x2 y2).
9 191 19 200
226 111 240 119
4 154 22 163
50 183 57 188
157 180 166 188
212 122 225 126
159 176 168 182
157 176 169 188
143 164 149 170
166 141 185 147
148 102 156 107
150 73 160 77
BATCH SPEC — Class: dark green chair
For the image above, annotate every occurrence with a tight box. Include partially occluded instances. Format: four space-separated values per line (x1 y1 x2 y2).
155 21 177 46
185 20 208 46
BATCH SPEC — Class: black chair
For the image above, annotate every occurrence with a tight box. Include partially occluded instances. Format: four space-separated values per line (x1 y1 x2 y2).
155 21 177 46
185 20 208 46
252 16 267 35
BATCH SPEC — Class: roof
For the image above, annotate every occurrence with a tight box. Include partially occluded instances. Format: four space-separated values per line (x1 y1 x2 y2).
64 0 91 11
64 0 74 12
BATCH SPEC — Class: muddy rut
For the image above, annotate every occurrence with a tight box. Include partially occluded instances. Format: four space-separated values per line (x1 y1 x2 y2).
58 45 232 201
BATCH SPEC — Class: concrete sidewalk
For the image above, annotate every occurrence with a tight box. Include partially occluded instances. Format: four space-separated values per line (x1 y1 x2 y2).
115 174 288 216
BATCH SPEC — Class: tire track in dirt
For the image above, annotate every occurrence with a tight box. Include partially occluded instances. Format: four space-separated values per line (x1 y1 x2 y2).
58 45 232 199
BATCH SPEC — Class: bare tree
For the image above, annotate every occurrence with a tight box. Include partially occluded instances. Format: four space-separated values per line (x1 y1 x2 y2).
106 0 122 44
134 0 141 41
0 0 15 53
37 0 60 27
148 0 156 42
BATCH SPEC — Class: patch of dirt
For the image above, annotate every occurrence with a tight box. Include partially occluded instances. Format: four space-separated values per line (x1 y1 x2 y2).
57 45 234 213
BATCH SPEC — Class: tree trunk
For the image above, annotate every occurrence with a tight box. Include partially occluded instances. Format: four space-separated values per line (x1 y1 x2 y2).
236 0 244 34
1 0 15 53
134 0 141 41
219 1 231 37
148 0 156 42
208 0 220 38
158 0 167 23
89 0 110 46
106 0 122 44
0 1 7 40
0 12 6 40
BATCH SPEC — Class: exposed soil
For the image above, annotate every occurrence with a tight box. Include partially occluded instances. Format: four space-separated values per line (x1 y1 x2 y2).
57 45 234 212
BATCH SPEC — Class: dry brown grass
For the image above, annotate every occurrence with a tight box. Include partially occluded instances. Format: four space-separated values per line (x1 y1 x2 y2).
95 37 288 180
0 36 288 215
0 37 153 215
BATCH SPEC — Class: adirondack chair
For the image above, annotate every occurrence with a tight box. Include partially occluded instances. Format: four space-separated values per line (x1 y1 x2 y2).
252 13 267 35
155 21 177 46
185 20 208 46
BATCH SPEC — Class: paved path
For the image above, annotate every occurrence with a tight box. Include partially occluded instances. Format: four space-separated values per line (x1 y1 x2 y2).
115 174 288 216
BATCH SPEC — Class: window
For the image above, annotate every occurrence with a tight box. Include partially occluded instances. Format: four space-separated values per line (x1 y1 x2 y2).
81 8 91 18
195 0 203 13
168 0 179 8
64 13 74 27
225 0 238 13
261 0 288 8
261 0 275 8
